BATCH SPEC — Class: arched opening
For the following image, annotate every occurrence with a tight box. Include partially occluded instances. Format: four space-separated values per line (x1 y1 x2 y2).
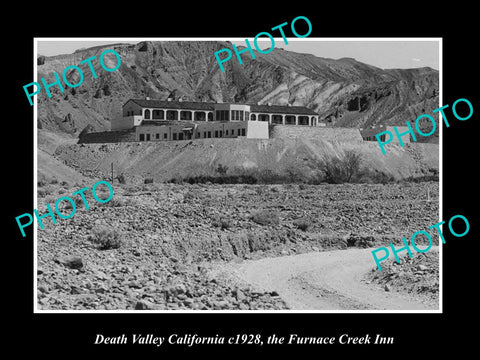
272 115 283 124
195 112 206 121
299 116 309 125
180 111 192 120
144 109 151 119
258 114 270 122
285 115 295 125
152 110 164 120
208 112 213 121
250 114 257 121
166 110 178 120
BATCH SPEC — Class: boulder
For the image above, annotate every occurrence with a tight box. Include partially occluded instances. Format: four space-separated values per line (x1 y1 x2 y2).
56 255 84 270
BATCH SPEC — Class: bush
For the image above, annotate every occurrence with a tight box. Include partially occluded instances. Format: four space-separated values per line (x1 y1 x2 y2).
89 225 122 250
319 150 362 184
212 216 232 230
117 174 126 184
144 177 154 184
216 164 228 175
358 169 395 184
251 210 280 226
37 188 50 197
293 218 311 231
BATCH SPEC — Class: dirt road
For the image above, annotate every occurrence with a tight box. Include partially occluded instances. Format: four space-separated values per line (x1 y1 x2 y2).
213 248 439 311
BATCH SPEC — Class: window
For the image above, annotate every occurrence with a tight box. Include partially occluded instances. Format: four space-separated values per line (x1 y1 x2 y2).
144 109 151 119
207 131 211 138
237 129 241 136
146 134 151 141
153 110 164 119
226 130 229 136
216 110 221 121
139 134 145 141
179 133 184 140
219 130 223 137
218 110 229 121
240 111 244 121
241 128 246 136
214 130 218 137
180 111 192 120
231 110 235 121
197 132 200 138
272 115 283 124
164 133 168 139
251 114 256 121
204 131 206 138
167 110 178 120
299 116 309 125
173 133 177 140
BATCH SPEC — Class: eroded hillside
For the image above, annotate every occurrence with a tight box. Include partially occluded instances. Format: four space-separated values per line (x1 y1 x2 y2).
36 41 439 143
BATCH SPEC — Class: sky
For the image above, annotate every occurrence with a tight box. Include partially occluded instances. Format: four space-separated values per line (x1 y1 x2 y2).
36 38 440 70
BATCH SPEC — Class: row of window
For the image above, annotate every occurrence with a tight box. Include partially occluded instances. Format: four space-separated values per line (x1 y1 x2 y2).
363 134 386 142
129 108 317 123
138 128 247 141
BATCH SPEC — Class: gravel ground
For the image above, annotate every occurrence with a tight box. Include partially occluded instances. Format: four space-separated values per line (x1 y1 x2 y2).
35 181 439 310
363 249 440 308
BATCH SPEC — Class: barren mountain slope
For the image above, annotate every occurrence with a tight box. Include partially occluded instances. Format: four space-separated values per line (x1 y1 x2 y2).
36 41 439 142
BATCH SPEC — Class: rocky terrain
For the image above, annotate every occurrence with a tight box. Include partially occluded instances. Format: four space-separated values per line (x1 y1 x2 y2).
364 248 439 308
36 181 439 310
36 41 439 142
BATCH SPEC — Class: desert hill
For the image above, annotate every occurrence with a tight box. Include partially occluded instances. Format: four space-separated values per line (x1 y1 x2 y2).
36 41 439 141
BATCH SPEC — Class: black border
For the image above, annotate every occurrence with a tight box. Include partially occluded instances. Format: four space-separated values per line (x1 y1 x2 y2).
8 7 477 356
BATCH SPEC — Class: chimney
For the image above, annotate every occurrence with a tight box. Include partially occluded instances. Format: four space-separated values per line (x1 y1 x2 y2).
179 98 183 102
167 98 172 102
267 102 272 106
146 97 150 100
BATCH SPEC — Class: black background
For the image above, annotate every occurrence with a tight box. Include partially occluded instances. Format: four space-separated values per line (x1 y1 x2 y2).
6 4 477 356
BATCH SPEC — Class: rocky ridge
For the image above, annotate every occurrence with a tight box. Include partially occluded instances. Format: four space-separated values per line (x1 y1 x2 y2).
36 41 439 143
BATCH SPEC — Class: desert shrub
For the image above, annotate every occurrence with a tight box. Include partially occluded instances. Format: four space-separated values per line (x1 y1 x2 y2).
318 150 362 184
108 197 124 207
144 177 154 184
38 179 47 187
50 178 59 184
293 218 311 231
37 188 50 197
183 191 196 202
254 185 267 195
359 169 395 184
215 164 228 175
212 216 232 230
60 180 69 187
403 174 439 183
89 225 122 250
246 231 272 252
117 174 126 184
251 209 280 226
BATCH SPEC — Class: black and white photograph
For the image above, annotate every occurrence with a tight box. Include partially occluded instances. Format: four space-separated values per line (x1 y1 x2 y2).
33 38 441 312
7 7 477 357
